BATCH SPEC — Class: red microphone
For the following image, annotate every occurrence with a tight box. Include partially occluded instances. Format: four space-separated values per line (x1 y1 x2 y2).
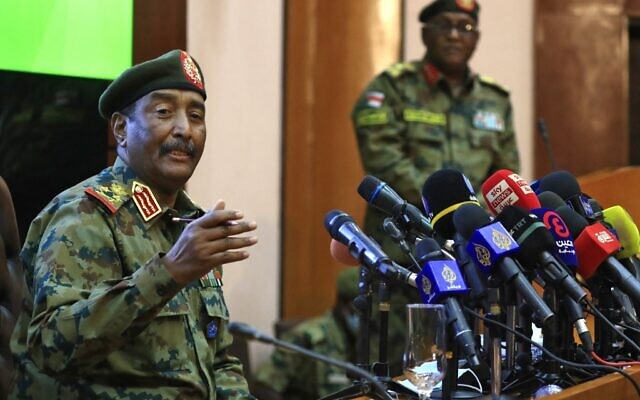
573 222 621 279
329 239 360 266
481 169 540 215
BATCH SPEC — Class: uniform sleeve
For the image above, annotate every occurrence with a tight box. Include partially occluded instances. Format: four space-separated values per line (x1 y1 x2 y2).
213 320 257 400
351 73 424 206
491 101 521 174
25 201 180 374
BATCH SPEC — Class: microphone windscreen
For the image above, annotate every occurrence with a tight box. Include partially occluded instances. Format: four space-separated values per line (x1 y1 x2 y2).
422 169 479 239
452 203 492 240
481 169 541 213
537 191 566 210
330 239 360 266
537 170 581 200
554 205 588 238
358 175 402 212
415 237 445 264
603 205 640 258
495 205 555 258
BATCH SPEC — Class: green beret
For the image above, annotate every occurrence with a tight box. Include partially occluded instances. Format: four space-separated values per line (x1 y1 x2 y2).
337 267 360 300
98 49 206 119
419 0 480 23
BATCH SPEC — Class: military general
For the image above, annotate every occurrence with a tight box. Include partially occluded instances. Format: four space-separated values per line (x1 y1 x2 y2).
10 50 258 399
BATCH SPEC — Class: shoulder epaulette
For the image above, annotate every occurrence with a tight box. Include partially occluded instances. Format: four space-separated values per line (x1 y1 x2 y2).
84 181 131 215
385 62 417 79
478 75 510 95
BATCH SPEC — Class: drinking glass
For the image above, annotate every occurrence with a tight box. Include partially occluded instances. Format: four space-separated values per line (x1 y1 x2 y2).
403 303 447 400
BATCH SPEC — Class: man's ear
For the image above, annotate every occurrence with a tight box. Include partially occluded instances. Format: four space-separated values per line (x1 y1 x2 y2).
111 112 127 148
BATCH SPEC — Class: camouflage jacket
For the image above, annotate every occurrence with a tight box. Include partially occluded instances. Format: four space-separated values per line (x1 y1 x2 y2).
10 157 254 400
352 60 520 263
254 311 354 400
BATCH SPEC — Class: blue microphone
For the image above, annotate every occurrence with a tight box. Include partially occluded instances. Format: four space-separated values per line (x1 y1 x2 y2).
415 238 479 367
453 203 555 327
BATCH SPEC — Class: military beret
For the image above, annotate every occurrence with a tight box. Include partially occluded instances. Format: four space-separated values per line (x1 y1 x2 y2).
337 267 360 300
98 49 206 119
419 0 480 23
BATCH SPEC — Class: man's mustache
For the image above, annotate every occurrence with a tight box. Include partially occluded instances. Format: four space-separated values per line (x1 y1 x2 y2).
160 139 196 157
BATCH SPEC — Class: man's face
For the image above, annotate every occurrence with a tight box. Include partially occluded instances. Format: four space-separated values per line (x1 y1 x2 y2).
116 89 206 193
422 12 479 73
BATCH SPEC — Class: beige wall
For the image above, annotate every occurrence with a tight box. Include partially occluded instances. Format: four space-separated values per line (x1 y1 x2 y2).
186 0 534 372
186 0 283 370
405 0 535 181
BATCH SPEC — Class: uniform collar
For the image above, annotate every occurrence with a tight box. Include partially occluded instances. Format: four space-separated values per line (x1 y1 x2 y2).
87 157 203 225
422 60 476 93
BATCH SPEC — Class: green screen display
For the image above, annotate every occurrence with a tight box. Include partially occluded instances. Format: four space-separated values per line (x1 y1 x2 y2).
0 0 133 79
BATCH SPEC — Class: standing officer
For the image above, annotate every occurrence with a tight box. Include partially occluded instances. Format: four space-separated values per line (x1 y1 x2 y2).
351 0 520 375
352 0 520 263
10 49 258 399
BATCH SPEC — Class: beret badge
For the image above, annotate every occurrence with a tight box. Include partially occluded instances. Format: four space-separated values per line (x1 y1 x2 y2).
181 50 204 90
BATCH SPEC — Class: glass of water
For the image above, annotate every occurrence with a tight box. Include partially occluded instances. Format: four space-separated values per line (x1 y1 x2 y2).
403 303 447 400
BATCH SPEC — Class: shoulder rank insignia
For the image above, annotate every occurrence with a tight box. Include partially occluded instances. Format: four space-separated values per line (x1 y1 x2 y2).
386 62 416 78
85 183 129 214
132 181 162 221
478 75 510 95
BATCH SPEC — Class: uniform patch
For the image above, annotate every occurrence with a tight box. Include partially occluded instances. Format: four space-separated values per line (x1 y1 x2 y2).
365 91 385 108
201 267 223 288
132 181 162 221
473 111 505 132
180 51 204 90
403 109 447 126
355 109 389 126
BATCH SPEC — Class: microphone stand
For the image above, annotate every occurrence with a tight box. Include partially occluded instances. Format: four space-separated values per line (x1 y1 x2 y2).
485 288 517 400
321 267 414 400
227 321 393 400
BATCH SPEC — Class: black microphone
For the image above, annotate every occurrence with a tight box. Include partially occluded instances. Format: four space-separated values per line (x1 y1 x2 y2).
494 205 587 303
537 118 558 171
358 175 433 238
421 169 480 241
324 209 418 288
537 170 594 219
415 238 481 366
229 322 394 400
452 203 555 327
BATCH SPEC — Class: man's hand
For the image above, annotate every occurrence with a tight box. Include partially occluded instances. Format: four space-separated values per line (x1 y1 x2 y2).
163 200 258 286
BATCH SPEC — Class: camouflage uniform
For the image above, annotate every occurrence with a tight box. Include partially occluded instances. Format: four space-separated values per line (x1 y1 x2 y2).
352 60 519 262
10 157 254 400
352 60 520 374
254 310 354 400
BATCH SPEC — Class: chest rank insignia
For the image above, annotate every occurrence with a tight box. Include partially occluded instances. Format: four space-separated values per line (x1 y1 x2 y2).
473 110 505 132
200 267 223 288
132 181 162 221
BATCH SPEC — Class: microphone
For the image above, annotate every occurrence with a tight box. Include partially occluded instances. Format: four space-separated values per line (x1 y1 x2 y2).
493 205 587 303
452 203 555 327
422 169 480 240
537 118 558 171
415 238 480 366
555 205 640 303
536 170 594 218
358 175 433 238
481 169 540 215
537 191 566 210
324 210 417 288
561 295 594 352
602 205 640 259
229 322 394 400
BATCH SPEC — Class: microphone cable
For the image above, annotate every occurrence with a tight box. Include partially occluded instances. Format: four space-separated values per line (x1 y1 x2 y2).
583 297 640 355
463 306 640 397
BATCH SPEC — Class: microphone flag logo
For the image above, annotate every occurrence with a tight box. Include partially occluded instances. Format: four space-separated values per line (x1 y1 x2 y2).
442 265 457 284
474 245 491 267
